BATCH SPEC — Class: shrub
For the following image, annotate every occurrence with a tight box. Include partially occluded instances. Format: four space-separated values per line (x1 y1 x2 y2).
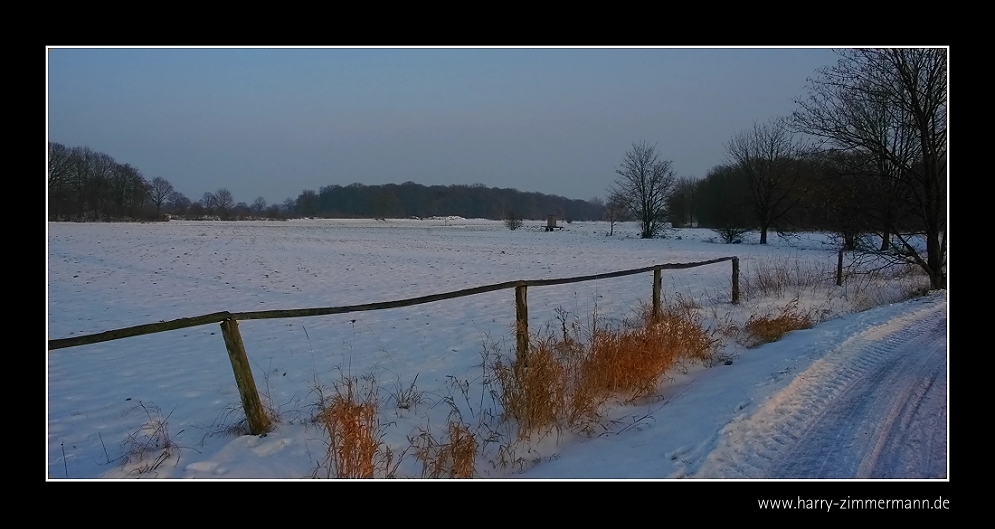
504 212 524 230
712 226 750 244
744 300 813 347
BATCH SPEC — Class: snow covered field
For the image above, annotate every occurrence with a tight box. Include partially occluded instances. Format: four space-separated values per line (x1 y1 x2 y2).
46 219 946 480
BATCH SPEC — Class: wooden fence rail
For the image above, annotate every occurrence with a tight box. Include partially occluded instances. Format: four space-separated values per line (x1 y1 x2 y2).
48 312 233 350
49 256 739 435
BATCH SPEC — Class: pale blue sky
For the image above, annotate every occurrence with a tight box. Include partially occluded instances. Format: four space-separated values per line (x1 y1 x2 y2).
47 47 840 206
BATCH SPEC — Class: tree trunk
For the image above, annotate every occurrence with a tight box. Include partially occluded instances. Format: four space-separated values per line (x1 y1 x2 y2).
927 231 944 290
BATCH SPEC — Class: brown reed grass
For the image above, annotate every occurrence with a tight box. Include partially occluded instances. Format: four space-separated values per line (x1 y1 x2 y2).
744 300 814 347
316 377 379 479
492 301 717 439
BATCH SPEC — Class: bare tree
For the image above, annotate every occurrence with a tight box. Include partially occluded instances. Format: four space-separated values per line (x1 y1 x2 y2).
611 141 677 239
266 204 284 219
65 147 115 220
48 142 73 220
807 150 881 251
233 202 251 219
49 143 155 220
697 164 754 243
65 146 94 219
201 192 218 215
214 188 235 216
107 163 148 218
251 196 268 215
296 189 319 217
726 118 805 244
201 188 235 218
168 191 191 215
667 176 698 228
793 48 947 289
282 197 297 216
148 177 174 216
604 191 629 236
86 151 116 220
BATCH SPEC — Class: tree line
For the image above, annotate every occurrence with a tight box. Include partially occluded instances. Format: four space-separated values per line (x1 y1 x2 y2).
666 142 938 243
610 48 945 290
290 182 603 221
46 142 605 222
48 142 167 221
47 142 290 221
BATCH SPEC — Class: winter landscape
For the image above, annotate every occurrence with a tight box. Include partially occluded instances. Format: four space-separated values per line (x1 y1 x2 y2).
46 218 947 481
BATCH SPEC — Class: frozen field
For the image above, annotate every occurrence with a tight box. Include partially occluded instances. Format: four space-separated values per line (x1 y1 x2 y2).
46 219 944 479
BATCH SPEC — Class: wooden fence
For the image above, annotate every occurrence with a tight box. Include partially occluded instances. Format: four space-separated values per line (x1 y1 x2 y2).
49 256 739 435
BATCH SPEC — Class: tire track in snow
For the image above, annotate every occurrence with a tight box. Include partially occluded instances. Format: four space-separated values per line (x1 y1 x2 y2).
693 298 946 479
850 321 946 479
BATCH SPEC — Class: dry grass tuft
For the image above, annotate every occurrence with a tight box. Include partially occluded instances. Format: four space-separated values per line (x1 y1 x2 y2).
315 377 380 479
491 301 717 439
584 322 676 399
491 337 569 439
740 256 833 302
121 401 180 476
744 300 813 348
388 373 424 412
410 418 478 478
446 421 477 478
581 305 716 401
204 395 282 441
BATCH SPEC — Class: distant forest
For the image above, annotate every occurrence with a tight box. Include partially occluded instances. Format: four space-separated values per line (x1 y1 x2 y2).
294 182 603 221
47 142 604 222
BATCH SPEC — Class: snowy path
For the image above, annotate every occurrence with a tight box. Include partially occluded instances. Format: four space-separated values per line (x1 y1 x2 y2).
693 298 947 479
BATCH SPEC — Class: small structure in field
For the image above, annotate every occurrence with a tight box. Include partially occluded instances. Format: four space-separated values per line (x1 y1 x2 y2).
545 215 563 232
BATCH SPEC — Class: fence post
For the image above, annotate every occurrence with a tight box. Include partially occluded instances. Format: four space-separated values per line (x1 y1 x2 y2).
836 250 844 286
515 283 528 365
219 317 272 435
731 257 740 305
652 266 662 319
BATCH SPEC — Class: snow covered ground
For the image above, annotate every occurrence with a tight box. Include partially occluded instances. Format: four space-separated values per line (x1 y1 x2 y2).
46 219 946 480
